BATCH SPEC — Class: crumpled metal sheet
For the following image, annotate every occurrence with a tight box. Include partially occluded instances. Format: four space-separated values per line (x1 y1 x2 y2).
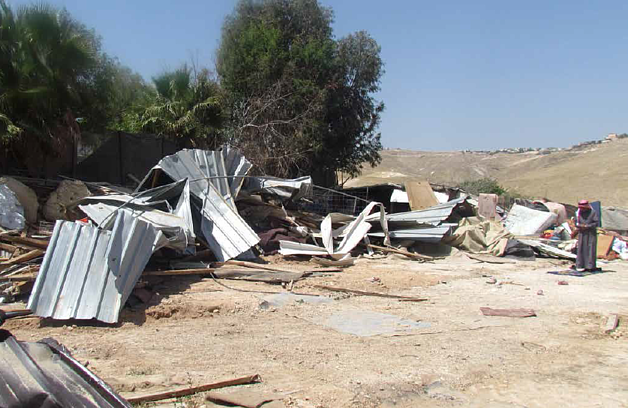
244 176 313 201
0 332 131 408
27 212 164 323
79 185 195 252
198 184 260 262
279 202 389 258
135 147 260 261
0 184 25 231
138 147 252 209
368 195 468 226
368 224 457 243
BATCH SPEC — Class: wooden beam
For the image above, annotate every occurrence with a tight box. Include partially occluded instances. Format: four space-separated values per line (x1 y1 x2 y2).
364 243 433 260
313 284 428 302
125 375 261 404
2 249 45 265
2 236 49 250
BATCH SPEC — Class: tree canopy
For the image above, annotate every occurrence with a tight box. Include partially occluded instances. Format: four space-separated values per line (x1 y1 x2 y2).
0 0 149 175
217 0 384 181
1 0 385 183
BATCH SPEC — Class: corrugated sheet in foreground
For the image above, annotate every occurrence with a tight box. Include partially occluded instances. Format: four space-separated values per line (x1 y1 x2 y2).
0 333 131 408
27 212 162 323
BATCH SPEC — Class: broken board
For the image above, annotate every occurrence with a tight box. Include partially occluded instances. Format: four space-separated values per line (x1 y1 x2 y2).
597 234 614 259
404 181 439 211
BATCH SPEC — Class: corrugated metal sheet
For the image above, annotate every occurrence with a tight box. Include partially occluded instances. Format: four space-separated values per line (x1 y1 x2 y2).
244 176 313 200
368 224 456 243
222 145 253 200
0 333 131 407
199 185 260 262
139 147 252 210
368 195 468 226
135 147 259 261
28 212 164 323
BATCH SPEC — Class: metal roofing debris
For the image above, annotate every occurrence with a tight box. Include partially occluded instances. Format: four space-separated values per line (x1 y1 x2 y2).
279 202 389 258
199 182 260 262
368 224 457 243
0 184 25 231
0 333 131 408
244 176 313 201
28 212 164 323
135 147 260 261
519 239 577 260
504 204 558 236
79 188 194 252
138 146 252 209
369 195 468 226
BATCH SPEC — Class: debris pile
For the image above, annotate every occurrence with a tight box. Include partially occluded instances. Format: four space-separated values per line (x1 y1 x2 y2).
2 146 628 324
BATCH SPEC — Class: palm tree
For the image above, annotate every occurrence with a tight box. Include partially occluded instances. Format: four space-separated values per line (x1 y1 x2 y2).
137 64 225 149
0 1 99 176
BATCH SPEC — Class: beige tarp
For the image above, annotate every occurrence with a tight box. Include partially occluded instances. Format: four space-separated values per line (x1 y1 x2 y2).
443 217 512 256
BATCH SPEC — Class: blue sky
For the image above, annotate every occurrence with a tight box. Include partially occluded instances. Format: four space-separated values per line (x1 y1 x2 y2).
9 0 628 150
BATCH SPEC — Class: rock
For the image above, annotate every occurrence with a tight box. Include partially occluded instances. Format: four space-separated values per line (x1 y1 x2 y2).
43 180 91 221
537 290 544 296
0 177 39 224
557 280 569 286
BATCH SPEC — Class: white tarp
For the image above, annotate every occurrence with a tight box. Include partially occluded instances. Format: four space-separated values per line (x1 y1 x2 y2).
504 204 558 236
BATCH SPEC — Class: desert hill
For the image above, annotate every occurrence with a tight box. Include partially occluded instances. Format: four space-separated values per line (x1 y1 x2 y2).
345 138 628 207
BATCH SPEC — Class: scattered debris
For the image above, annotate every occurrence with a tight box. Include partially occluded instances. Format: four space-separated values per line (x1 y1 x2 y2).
537 289 544 295
557 280 569 286
480 307 537 318
603 314 619 334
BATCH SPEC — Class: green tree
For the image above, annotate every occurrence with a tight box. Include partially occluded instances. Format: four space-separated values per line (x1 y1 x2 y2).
0 1 147 175
217 0 384 182
131 64 225 149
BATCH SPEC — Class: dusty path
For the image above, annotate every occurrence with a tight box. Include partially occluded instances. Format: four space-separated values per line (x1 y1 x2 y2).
5 255 628 407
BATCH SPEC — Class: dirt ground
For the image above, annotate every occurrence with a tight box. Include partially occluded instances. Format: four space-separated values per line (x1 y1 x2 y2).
5 252 628 408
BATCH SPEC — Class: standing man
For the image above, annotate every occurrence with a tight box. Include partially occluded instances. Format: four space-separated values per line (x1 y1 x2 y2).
575 200 599 271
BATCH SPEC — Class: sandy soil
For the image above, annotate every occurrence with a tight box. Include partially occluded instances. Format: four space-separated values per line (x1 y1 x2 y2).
4 254 628 408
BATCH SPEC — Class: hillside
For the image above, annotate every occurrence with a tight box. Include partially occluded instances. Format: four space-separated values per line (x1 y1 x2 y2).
345 138 628 207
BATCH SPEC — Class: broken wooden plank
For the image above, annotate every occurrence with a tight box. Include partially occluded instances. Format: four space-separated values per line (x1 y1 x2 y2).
0 242 18 253
313 284 428 302
2 249 44 265
206 390 277 408
0 274 37 282
1 236 49 250
222 260 301 273
219 260 341 274
604 314 619 334
365 243 433 261
143 268 306 284
466 254 516 264
125 374 262 404
480 307 536 318
143 268 220 276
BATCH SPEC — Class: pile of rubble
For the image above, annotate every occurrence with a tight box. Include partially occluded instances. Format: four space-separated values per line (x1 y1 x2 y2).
2 146 627 324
